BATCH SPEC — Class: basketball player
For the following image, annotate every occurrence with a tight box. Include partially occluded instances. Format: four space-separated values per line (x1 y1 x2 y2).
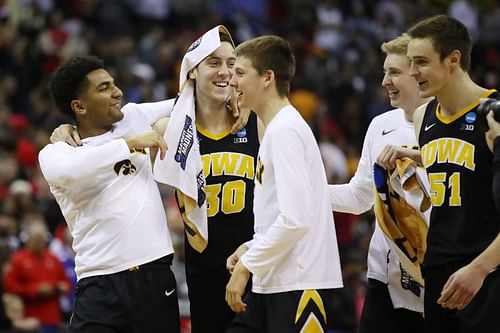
225 35 343 332
407 15 500 332
38 56 180 332
329 33 431 333
153 26 262 333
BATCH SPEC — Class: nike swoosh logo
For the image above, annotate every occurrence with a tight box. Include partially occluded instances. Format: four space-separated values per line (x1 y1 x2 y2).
382 128 396 136
165 288 176 297
424 123 436 131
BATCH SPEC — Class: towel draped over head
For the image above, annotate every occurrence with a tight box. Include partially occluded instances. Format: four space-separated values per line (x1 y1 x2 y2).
153 25 234 253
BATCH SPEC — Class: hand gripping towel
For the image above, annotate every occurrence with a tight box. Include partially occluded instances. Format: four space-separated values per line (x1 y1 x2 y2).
154 25 234 253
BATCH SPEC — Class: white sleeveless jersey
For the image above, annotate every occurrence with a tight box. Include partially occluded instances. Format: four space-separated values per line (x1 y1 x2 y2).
329 108 430 312
39 100 175 280
242 106 343 294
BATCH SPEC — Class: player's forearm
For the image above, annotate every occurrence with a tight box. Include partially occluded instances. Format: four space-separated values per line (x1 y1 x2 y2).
39 139 130 186
470 233 500 275
329 183 373 214
242 214 306 277
407 148 423 166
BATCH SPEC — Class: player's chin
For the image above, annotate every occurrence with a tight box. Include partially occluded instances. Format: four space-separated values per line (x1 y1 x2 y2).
389 98 401 108
110 110 124 123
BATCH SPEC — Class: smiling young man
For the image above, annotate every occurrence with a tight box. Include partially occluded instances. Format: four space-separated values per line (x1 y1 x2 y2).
224 35 343 332
406 15 500 333
38 56 180 333
153 26 262 333
328 34 431 333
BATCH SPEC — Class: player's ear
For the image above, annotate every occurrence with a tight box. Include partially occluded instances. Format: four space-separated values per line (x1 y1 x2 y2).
448 50 461 70
71 99 86 115
263 69 274 87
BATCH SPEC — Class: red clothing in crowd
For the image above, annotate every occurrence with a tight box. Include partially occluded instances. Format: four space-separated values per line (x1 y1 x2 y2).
3 249 71 325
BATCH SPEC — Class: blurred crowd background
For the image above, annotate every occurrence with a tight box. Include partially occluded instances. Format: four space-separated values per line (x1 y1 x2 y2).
0 0 499 332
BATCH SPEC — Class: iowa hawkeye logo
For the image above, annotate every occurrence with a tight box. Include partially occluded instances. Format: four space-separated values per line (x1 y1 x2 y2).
114 159 136 175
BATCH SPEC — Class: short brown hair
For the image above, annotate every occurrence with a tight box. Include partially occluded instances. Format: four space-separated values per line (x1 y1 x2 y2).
407 15 471 71
235 35 295 97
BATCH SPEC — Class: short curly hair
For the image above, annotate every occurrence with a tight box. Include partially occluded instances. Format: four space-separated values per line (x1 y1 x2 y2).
49 56 104 119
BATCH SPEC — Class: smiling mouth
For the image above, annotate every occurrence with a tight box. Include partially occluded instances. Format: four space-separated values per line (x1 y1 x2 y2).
111 101 122 108
214 81 229 88
387 90 399 98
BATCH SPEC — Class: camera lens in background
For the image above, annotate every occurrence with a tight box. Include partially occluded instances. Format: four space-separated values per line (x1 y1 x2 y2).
478 98 500 122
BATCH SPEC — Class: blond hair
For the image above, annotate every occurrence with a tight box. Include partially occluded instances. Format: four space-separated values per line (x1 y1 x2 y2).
380 33 411 56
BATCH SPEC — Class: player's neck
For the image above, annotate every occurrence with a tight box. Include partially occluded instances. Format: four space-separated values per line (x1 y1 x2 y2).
255 95 290 127
436 73 488 116
76 121 111 139
195 100 232 134
403 96 433 122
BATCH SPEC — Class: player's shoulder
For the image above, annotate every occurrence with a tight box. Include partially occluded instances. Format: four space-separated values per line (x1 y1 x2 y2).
413 102 431 135
371 108 403 124
367 108 404 133
40 141 75 155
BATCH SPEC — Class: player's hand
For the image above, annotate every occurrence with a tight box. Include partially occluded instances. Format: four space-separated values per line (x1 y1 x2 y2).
227 90 251 134
226 244 248 274
50 124 81 147
485 111 500 152
437 263 488 310
376 145 421 170
225 261 250 313
124 130 168 160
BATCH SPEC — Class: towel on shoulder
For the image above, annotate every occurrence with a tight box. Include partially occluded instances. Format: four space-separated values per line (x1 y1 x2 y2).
153 25 234 253
373 157 430 286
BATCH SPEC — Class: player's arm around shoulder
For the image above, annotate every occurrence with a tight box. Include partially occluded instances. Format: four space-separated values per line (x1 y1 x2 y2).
38 139 131 187
122 98 176 123
150 117 169 164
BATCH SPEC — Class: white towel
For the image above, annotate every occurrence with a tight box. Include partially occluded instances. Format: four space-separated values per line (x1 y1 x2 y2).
153 25 234 253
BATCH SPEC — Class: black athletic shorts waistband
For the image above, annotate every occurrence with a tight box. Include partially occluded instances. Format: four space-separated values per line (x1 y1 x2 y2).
127 254 174 272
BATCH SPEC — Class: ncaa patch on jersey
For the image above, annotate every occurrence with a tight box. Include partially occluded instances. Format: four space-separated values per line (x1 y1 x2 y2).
465 112 476 123
236 128 247 137
234 127 248 143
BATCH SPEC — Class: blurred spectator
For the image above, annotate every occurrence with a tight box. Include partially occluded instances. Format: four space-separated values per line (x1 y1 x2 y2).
48 225 75 321
0 212 21 256
2 293 41 332
3 179 34 221
3 222 70 333
448 0 479 41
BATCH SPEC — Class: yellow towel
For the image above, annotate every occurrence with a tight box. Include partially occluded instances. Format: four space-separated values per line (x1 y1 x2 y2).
373 158 429 285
